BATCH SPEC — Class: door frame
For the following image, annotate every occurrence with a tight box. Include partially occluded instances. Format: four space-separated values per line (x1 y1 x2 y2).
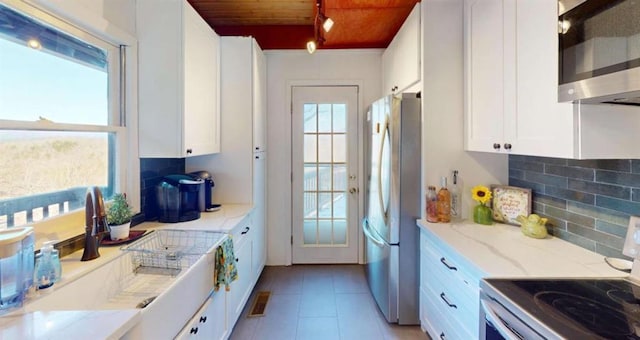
285 79 366 265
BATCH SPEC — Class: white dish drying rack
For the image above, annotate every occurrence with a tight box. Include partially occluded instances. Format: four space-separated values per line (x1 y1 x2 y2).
122 229 225 276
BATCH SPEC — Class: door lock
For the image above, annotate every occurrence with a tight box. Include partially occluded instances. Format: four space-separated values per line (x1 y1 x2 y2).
349 187 359 194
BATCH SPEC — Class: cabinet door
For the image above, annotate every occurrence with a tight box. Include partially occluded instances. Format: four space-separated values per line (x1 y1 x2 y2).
509 0 573 158
252 153 266 279
464 0 507 153
382 3 421 94
183 2 220 156
252 40 267 152
227 234 252 328
206 292 227 340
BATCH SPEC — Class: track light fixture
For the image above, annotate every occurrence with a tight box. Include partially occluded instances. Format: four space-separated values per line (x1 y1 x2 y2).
306 0 333 54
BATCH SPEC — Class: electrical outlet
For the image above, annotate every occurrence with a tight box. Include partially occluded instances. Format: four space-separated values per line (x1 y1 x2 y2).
623 216 640 258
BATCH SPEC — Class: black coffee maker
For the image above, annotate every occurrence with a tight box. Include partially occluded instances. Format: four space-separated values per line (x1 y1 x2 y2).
188 171 218 212
155 174 202 223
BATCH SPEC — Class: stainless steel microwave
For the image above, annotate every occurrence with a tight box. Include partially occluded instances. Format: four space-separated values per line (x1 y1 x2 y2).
558 0 640 105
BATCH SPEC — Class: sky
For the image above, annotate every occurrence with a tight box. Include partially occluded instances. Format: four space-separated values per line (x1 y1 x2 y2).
0 38 108 127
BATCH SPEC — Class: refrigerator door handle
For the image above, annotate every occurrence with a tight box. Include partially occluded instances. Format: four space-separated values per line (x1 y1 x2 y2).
363 218 385 248
377 116 390 220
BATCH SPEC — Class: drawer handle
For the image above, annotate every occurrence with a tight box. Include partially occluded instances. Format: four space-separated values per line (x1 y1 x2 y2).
440 257 457 271
440 332 446 340
190 327 198 334
199 316 207 323
440 293 457 309
241 226 250 235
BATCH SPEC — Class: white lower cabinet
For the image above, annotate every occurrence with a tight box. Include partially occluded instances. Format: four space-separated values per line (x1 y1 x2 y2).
176 291 226 340
176 213 265 339
227 226 252 328
419 228 482 339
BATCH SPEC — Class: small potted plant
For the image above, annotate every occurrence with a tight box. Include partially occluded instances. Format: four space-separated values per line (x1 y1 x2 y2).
106 193 133 240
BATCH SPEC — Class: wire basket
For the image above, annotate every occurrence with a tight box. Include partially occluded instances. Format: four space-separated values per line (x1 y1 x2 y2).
121 229 226 276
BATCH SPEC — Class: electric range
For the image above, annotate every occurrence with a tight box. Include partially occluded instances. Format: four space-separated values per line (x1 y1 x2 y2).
480 278 640 339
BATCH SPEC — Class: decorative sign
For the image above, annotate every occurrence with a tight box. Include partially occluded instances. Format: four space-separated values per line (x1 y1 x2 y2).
491 185 532 225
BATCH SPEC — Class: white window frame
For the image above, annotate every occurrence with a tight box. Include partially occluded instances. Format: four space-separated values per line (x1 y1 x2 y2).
0 0 139 245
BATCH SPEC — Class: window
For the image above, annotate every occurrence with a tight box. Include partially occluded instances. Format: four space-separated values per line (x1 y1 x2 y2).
0 2 125 228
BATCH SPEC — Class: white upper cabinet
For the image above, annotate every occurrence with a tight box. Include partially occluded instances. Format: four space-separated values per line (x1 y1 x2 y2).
464 0 640 159
382 3 421 95
137 0 220 158
252 39 267 152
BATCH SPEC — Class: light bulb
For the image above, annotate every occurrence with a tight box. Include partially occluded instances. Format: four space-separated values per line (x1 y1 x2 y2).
307 40 317 54
27 38 41 49
322 17 334 33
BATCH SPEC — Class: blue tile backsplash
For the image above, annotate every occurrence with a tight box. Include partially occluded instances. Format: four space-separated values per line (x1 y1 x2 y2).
509 155 640 258
140 158 185 220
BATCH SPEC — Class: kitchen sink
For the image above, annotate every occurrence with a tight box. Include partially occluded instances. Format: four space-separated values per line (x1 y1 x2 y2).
23 229 227 338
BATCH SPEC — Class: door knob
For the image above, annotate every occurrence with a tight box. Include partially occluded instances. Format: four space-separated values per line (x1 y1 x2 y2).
349 187 358 194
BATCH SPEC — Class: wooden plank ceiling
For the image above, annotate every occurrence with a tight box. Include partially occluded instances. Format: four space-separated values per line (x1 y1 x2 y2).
187 0 420 50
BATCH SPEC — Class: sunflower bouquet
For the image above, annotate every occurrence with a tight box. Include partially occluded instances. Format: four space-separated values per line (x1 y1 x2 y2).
471 185 493 225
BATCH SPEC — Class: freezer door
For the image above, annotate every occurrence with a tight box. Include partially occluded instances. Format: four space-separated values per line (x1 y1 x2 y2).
363 218 398 323
367 96 393 243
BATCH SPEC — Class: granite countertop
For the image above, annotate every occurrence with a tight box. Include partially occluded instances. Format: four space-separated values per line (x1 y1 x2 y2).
417 219 627 279
1 204 253 340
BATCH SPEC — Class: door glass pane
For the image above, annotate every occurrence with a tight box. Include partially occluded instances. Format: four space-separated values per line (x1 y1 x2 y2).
333 165 347 191
304 165 317 191
333 104 346 133
304 135 317 163
318 193 332 218
318 104 332 133
333 193 346 219
304 104 317 133
318 220 332 245
304 192 317 218
303 220 317 244
318 164 332 191
318 135 331 163
333 134 346 163
333 220 347 245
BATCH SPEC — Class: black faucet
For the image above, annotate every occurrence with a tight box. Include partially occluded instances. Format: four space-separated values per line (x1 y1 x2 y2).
81 187 110 261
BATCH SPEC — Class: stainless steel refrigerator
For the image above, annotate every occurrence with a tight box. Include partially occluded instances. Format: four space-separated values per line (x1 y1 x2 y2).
363 93 421 325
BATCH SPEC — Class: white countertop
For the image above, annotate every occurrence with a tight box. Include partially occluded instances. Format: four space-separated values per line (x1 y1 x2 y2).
417 219 627 278
1 204 252 340
0 310 140 340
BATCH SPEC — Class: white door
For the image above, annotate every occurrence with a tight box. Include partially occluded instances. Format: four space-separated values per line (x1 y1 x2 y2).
292 86 359 263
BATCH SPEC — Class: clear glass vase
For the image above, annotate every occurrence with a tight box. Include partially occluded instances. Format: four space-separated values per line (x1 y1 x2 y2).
473 204 493 225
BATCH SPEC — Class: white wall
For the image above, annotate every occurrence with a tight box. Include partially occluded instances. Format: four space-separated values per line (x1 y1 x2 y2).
265 50 383 266
420 0 508 218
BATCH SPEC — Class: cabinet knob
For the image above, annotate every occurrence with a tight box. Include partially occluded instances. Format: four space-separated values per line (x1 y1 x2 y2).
492 143 501 151
440 332 446 340
440 292 457 309
504 143 512 150
199 316 207 323
391 86 398 92
236 258 239 262
186 148 193 154
255 146 260 151
190 327 198 334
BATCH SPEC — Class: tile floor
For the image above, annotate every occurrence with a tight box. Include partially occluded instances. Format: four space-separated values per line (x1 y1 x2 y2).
229 265 429 340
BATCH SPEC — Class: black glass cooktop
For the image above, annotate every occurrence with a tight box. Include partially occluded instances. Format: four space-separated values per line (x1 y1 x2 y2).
486 279 640 339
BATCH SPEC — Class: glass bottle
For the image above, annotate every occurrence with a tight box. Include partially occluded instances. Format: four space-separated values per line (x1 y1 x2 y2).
450 170 460 220
426 186 438 223
437 177 451 223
